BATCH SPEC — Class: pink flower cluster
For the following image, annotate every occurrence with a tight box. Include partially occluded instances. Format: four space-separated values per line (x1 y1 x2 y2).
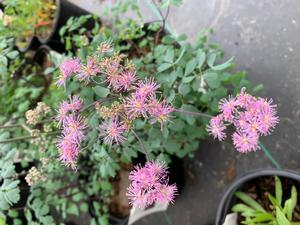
127 161 177 208
56 43 173 146
206 89 279 153
56 96 86 168
56 58 81 87
125 78 173 129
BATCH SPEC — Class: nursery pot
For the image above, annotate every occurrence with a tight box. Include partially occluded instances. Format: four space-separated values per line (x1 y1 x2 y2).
36 0 94 52
16 36 40 53
215 169 300 225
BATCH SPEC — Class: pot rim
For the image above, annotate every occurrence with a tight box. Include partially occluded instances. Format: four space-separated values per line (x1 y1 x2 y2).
215 168 300 225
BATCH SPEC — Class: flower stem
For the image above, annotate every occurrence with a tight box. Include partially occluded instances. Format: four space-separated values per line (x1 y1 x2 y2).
258 142 281 169
0 124 22 129
0 131 59 144
174 108 213 119
131 130 151 161
163 211 174 225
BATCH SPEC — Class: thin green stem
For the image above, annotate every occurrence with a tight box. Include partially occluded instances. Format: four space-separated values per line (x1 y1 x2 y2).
144 0 175 38
0 124 22 129
258 142 281 169
174 108 213 119
0 131 59 144
131 130 151 161
163 211 174 225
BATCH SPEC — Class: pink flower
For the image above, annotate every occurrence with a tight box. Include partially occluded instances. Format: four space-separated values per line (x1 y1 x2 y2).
56 98 86 167
232 131 259 153
235 88 255 109
56 58 81 87
208 89 279 153
99 120 126 145
113 70 136 92
63 115 86 143
127 161 177 208
134 78 160 99
154 184 177 204
206 115 227 141
57 137 79 168
77 57 100 82
68 95 83 111
148 98 173 130
56 96 83 126
219 97 237 122
256 111 279 136
125 94 148 118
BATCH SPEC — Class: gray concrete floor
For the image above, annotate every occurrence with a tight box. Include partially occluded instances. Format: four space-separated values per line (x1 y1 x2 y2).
70 0 300 224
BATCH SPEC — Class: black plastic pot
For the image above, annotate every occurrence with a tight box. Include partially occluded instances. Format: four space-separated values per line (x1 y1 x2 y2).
215 169 300 225
36 0 94 52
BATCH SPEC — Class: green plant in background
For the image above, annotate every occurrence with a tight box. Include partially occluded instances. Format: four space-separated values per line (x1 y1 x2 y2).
0 37 19 75
0 0 56 48
0 0 42 40
232 176 300 225
0 0 266 224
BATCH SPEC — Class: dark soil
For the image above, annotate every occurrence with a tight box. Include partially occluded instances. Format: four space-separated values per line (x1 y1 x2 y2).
236 176 300 224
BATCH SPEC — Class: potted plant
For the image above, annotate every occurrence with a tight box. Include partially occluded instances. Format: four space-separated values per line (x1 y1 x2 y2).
0 0 94 52
0 0 42 52
215 169 300 225
36 0 95 52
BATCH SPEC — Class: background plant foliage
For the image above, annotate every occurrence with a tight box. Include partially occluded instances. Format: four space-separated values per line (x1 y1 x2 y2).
0 1 264 224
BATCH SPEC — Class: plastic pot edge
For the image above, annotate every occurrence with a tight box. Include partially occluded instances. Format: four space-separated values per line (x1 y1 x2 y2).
215 168 300 225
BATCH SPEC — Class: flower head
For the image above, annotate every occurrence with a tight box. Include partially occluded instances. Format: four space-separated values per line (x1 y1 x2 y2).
219 97 237 122
78 57 100 82
134 78 160 99
68 95 83 111
56 100 70 126
232 131 259 153
127 161 177 208
148 98 173 130
56 58 81 87
63 115 86 143
207 89 279 153
125 94 148 119
206 115 227 141
113 69 136 92
99 120 126 145
57 137 79 168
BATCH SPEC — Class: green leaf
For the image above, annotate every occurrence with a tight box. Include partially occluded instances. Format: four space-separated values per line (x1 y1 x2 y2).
196 49 206 69
93 86 110 98
174 48 186 64
80 203 88 213
182 76 195 83
157 63 172 73
285 186 297 220
6 188 20 205
164 140 181 154
235 191 266 212
164 49 174 63
184 59 197 76
203 72 220 89
275 176 283 206
211 58 234 71
276 206 292 225
178 83 191 95
67 203 79 216
6 51 19 59
232 203 255 213
253 84 264 93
